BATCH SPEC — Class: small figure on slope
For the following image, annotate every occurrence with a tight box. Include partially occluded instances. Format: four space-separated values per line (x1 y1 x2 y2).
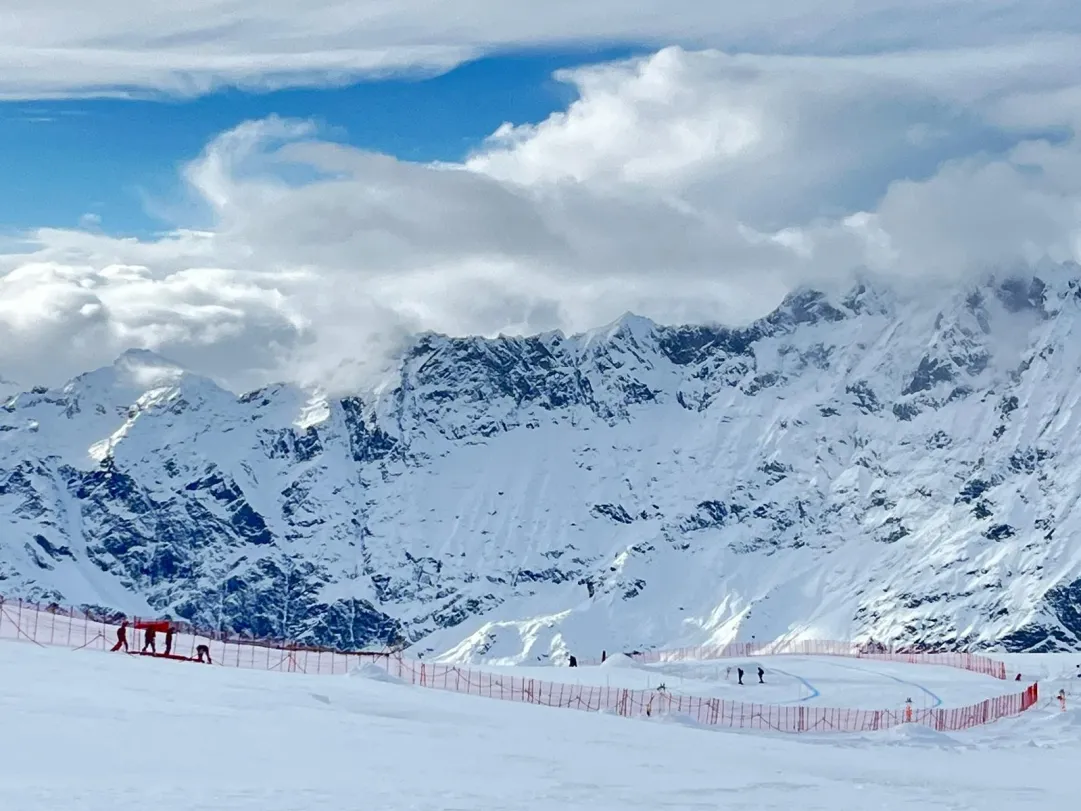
758 666 765 684
196 644 213 664
737 667 744 685
142 627 157 654
111 621 129 653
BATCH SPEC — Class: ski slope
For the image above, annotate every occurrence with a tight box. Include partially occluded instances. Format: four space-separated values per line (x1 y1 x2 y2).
470 654 1027 710
0 643 1077 810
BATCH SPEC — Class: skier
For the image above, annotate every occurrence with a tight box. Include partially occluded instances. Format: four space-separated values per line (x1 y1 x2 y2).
164 625 174 656
737 667 744 685
725 666 732 681
758 666 765 684
601 650 607 663
142 627 157 654
196 644 212 664
111 621 129 652
569 655 578 668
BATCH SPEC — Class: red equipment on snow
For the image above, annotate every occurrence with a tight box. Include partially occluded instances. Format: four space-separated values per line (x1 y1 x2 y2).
134 620 171 634
121 619 208 664
128 619 185 660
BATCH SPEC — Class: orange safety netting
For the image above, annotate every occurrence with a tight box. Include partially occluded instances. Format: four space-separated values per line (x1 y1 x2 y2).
0 595 1040 734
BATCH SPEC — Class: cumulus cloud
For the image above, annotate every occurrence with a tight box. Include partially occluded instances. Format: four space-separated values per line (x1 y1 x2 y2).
1 0 1080 98
1 45 1080 392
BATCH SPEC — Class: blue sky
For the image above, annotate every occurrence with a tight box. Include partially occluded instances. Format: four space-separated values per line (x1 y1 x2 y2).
0 46 639 236
0 1 1078 391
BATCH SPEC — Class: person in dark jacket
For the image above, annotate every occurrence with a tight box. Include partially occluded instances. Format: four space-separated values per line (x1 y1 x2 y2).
196 644 212 664
757 666 765 684
164 626 174 656
111 621 129 652
142 627 157 654
737 667 744 685
569 655 578 668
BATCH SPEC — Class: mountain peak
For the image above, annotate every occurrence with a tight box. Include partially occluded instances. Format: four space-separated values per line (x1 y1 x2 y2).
52 348 208 411
583 311 658 347
113 347 185 374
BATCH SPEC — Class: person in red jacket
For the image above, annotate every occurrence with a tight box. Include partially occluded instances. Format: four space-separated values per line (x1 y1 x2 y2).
111 621 129 652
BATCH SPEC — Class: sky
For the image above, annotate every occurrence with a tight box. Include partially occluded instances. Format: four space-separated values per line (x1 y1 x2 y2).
1 1 1080 393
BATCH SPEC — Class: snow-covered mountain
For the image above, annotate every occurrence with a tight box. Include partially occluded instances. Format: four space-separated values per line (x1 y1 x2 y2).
0 376 19 404
3 266 1081 658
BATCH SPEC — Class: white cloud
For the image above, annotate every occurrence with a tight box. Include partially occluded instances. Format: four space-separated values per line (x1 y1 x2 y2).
1 1 1080 98
1 45 1080 392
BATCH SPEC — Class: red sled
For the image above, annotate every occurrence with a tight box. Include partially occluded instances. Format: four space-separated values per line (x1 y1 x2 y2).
134 620 171 633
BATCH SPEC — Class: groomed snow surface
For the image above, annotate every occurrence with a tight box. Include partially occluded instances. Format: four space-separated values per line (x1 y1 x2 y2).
472 654 1026 710
0 643 1078 810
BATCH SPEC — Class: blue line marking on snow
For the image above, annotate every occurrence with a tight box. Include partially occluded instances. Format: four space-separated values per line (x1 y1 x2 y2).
766 667 821 702
829 660 944 708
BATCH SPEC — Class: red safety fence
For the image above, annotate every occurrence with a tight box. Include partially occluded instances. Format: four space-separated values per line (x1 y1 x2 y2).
0 596 1039 733
380 656 1040 733
0 597 389 675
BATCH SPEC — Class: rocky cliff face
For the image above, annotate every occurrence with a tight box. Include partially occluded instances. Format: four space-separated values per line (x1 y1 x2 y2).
3 266 1081 659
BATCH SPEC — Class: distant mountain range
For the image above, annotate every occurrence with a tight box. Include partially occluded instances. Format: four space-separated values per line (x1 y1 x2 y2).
3 264 1081 660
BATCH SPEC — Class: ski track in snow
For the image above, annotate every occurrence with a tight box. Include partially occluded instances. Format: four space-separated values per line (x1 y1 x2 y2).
764 665 822 702
465 655 1015 710
824 659 945 708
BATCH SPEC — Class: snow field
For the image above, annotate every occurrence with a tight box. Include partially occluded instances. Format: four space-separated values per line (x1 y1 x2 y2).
0 643 1077 811
469 654 1026 710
